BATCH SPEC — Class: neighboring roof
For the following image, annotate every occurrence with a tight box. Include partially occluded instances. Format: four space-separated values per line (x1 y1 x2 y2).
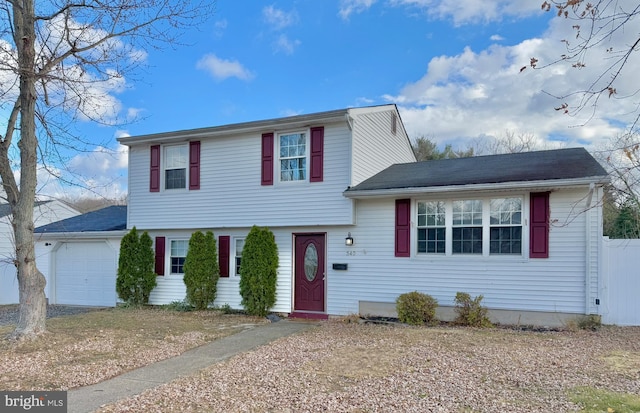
34 205 127 233
0 200 53 219
117 104 398 145
345 147 608 195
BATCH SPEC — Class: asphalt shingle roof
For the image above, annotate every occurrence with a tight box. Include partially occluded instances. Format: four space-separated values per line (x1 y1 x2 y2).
34 205 127 233
346 147 608 193
0 200 53 219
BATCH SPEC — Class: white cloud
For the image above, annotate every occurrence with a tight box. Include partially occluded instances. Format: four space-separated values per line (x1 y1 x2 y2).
490 34 504 41
389 0 540 26
273 34 301 55
35 145 129 200
390 15 638 152
196 54 255 81
263 5 299 30
338 0 377 20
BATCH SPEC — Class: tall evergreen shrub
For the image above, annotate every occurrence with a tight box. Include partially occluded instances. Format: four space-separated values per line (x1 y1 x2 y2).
116 227 157 305
239 225 279 316
183 230 219 310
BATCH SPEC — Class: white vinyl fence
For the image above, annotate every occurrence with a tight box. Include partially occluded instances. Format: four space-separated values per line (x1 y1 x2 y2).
601 237 640 326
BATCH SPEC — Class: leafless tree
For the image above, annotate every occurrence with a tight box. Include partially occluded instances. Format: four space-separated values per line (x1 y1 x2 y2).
0 0 214 340
526 1 640 132
472 130 549 155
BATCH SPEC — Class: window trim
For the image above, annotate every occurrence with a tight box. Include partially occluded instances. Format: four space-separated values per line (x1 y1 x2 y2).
169 239 189 275
414 195 528 259
233 237 245 277
163 144 189 190
276 129 309 183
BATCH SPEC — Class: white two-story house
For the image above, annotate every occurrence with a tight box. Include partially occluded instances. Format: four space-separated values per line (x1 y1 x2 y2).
115 104 609 326
118 105 416 318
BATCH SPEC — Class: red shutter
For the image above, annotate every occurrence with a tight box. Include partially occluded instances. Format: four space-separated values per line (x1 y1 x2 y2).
261 133 274 185
530 192 550 258
189 141 200 190
395 199 411 257
219 236 230 278
310 126 324 182
155 236 165 276
150 145 160 192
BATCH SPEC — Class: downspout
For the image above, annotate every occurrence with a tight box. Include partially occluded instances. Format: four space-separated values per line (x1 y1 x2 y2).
584 182 595 315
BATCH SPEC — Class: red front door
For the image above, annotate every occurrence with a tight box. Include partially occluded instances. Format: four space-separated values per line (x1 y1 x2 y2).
294 233 325 312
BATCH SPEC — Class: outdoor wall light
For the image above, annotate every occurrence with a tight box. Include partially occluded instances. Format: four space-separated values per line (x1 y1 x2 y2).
345 232 354 246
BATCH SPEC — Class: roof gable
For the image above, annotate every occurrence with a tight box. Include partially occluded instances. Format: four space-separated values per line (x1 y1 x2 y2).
346 148 608 193
0 200 54 219
34 205 127 233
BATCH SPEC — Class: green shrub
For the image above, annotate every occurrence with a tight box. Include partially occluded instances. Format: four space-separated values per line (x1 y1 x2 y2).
454 292 493 327
576 314 602 331
116 227 157 305
239 225 279 317
396 291 438 325
165 300 194 312
183 231 219 310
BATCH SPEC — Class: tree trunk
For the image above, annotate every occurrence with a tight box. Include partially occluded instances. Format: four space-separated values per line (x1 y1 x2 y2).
9 0 47 340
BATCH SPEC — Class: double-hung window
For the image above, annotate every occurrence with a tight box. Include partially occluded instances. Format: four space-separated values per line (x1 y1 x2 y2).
279 132 307 181
452 200 483 254
234 238 245 276
417 201 445 254
170 240 188 274
164 145 188 189
489 198 522 254
416 197 524 257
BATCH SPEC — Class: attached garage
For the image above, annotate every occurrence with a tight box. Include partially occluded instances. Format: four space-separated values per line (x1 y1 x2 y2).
34 205 127 307
52 241 118 307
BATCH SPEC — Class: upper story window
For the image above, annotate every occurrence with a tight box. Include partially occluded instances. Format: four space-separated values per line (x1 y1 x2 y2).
150 142 200 192
279 132 307 182
164 145 188 189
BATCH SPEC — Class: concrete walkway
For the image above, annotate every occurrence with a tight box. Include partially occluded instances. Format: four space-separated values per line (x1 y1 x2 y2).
67 319 318 413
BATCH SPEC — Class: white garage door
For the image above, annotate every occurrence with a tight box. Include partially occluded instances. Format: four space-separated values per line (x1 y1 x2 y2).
54 241 117 307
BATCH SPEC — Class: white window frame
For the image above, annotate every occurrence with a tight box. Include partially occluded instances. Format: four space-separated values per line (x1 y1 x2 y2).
415 195 527 258
169 239 189 275
163 144 188 190
233 237 245 277
277 130 309 183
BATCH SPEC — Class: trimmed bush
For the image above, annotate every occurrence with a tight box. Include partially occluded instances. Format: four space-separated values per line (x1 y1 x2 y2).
183 231 219 310
454 292 493 327
396 291 438 326
239 225 279 316
116 227 157 305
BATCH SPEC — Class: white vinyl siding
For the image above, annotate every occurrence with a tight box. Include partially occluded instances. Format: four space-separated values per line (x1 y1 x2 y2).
2 201 80 305
351 108 415 186
325 188 597 316
127 123 353 230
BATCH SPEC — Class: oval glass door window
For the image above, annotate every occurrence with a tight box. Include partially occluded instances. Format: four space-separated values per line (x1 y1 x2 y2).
304 244 318 282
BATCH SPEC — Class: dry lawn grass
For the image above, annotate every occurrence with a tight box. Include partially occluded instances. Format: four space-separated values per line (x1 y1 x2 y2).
2 309 640 412
0 306 266 391
98 321 640 413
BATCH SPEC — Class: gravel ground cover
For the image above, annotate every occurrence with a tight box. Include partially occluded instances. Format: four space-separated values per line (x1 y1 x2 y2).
95 321 640 413
2 307 639 412
0 306 266 391
0 304 101 326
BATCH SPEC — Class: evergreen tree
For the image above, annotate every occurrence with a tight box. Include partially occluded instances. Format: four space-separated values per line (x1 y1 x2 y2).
183 231 219 310
116 227 157 305
239 226 279 316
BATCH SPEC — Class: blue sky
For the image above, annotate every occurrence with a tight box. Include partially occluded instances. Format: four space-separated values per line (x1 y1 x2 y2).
5 0 638 200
